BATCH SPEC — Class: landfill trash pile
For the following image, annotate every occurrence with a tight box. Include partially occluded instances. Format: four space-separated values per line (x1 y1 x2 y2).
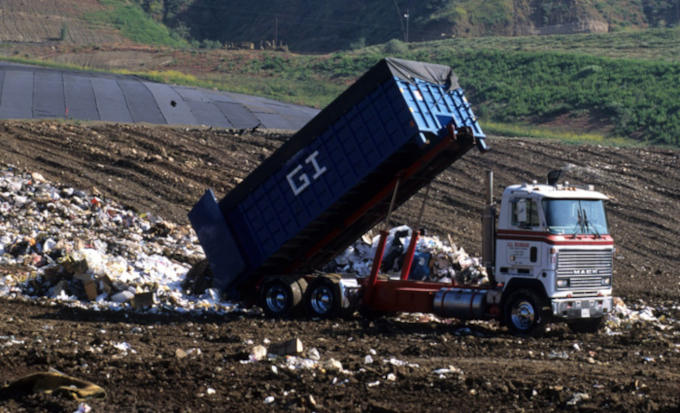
604 296 680 336
327 225 489 285
0 166 241 314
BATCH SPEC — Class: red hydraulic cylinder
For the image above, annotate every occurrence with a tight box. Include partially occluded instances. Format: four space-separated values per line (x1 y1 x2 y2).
400 231 420 280
363 230 389 306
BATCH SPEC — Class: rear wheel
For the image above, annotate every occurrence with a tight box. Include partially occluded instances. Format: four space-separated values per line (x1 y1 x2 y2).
259 277 305 317
305 277 341 318
504 289 548 337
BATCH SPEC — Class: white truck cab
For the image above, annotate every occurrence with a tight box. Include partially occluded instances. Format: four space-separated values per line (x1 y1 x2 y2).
493 181 614 333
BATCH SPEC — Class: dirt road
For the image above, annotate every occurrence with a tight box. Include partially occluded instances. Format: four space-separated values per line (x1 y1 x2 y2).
0 120 678 412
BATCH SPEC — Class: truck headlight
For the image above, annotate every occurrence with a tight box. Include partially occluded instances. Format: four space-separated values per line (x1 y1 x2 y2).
556 279 569 288
601 277 611 286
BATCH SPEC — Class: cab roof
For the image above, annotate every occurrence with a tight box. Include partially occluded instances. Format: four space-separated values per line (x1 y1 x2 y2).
504 183 609 200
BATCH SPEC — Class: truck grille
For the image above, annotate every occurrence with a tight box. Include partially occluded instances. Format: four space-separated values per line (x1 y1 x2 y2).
556 249 612 290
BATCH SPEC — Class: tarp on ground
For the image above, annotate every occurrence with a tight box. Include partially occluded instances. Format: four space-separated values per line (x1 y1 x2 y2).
0 62 318 130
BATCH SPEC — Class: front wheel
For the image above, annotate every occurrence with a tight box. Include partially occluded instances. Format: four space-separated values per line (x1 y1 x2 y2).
503 289 548 337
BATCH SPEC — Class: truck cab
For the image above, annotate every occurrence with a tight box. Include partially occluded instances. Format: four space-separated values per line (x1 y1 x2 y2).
494 182 614 333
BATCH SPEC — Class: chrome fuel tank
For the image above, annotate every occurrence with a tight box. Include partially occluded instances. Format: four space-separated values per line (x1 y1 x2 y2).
433 288 488 319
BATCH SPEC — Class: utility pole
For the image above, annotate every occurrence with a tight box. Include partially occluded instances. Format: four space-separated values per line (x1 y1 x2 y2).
275 16 278 46
404 8 409 42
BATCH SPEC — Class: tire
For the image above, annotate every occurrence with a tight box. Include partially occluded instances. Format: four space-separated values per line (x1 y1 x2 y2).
568 317 603 333
503 289 548 337
305 277 341 318
259 277 305 317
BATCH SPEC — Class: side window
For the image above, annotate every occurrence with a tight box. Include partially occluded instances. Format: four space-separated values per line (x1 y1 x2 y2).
511 198 539 228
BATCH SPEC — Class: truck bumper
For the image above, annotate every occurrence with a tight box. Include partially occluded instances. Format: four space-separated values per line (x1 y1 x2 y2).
551 296 612 319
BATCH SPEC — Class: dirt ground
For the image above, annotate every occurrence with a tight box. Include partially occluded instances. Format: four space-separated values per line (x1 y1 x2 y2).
0 119 679 412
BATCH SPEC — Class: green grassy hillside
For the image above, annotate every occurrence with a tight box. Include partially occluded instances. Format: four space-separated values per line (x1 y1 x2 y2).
13 26 677 146
151 29 680 146
134 0 680 52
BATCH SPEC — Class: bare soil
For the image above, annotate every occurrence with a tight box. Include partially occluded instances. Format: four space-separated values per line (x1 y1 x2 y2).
0 119 679 412
0 0 125 45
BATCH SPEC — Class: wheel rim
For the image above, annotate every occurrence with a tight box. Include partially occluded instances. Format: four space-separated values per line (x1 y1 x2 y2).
510 299 536 331
310 285 334 315
265 284 289 314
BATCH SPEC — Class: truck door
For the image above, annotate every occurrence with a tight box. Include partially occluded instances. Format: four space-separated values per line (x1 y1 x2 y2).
498 198 543 278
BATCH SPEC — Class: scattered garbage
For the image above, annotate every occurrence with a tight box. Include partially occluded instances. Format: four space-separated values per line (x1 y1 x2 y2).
604 297 679 334
0 167 239 315
73 403 92 413
249 345 268 362
432 365 464 377
566 392 590 406
307 347 320 361
269 338 304 356
0 165 677 338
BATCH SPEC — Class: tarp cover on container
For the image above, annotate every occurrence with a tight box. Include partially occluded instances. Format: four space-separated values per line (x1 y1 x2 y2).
383 58 459 92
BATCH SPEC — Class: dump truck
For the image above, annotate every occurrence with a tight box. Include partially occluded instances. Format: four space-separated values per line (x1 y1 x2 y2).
189 58 613 335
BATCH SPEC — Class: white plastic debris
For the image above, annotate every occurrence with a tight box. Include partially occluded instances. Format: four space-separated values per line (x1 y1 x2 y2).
323 358 344 372
250 345 268 362
308 347 320 361
566 392 590 406
73 403 92 413
383 357 419 369
113 342 133 353
111 290 135 303
432 365 463 376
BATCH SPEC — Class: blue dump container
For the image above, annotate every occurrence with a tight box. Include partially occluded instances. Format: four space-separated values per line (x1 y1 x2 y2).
190 58 486 297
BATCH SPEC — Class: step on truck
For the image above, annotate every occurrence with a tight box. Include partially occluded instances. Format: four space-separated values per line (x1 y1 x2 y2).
189 57 613 335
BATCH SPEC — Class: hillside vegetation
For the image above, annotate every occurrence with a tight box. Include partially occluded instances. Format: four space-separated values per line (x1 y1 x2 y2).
107 29 678 146
135 0 680 52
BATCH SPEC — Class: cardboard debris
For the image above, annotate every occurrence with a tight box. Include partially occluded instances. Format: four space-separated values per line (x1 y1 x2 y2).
133 292 154 310
0 370 106 401
269 338 304 356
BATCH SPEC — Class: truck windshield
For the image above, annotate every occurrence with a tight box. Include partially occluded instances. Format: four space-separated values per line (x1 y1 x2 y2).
542 199 608 235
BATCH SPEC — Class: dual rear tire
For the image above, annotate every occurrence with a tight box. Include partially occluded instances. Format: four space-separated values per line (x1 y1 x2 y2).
305 276 341 318
259 277 307 317
259 275 342 318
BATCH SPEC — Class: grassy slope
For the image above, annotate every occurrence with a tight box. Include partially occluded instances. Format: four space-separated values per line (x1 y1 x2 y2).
87 0 188 47
180 29 680 146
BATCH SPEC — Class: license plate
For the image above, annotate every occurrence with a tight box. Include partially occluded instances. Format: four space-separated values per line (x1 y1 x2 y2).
581 308 591 318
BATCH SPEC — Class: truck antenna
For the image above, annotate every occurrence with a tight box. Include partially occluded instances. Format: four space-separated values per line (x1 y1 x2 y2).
547 169 562 186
